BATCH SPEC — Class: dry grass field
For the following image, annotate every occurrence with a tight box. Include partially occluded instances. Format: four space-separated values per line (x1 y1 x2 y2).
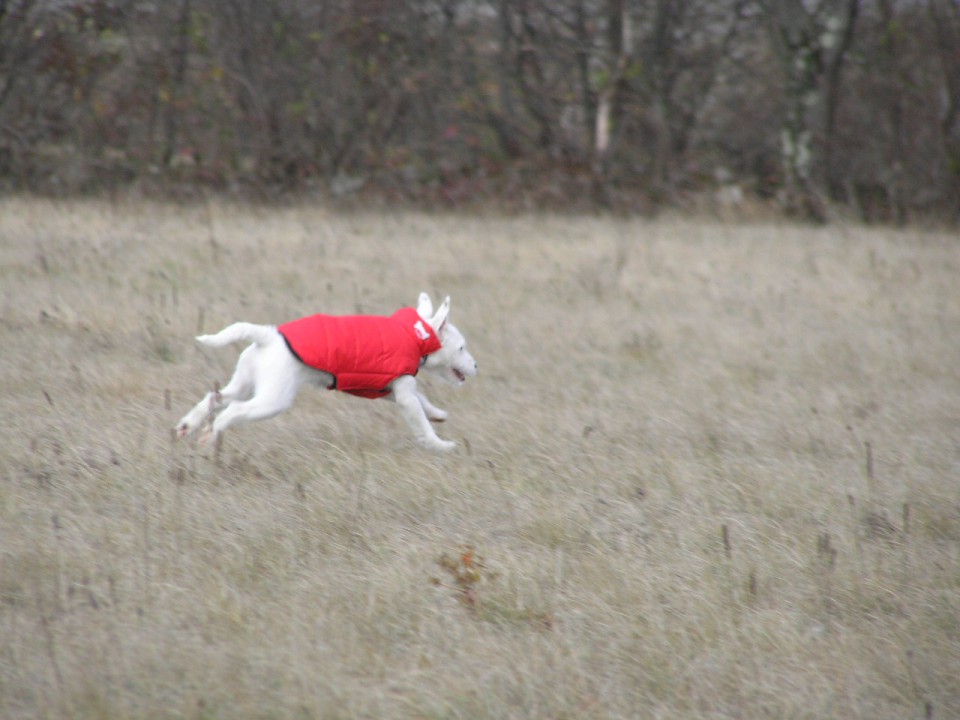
1 197 958 719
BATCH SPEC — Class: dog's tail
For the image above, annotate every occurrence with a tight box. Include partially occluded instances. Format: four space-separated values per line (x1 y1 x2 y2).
196 322 278 348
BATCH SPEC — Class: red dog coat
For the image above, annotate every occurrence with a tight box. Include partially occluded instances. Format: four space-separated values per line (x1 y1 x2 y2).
277 308 442 398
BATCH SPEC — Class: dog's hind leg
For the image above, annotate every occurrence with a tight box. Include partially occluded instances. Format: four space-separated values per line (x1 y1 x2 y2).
176 344 257 438
200 343 302 444
202 381 297 445
176 389 222 439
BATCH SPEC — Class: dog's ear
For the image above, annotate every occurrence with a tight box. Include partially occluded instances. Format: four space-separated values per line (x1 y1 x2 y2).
429 295 451 333
417 292 434 318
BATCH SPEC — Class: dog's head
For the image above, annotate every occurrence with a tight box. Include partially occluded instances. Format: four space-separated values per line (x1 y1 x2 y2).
417 292 477 387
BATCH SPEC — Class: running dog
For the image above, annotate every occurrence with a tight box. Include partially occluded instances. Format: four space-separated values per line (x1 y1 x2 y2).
176 293 476 452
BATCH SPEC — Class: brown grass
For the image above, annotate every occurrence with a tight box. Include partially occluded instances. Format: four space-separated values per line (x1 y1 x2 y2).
1 197 958 719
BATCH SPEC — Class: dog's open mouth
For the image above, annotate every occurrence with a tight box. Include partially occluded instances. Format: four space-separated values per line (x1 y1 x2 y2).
453 368 466 383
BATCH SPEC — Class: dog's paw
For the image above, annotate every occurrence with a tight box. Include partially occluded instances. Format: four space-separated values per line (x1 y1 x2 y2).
175 423 190 439
427 409 448 423
423 438 456 453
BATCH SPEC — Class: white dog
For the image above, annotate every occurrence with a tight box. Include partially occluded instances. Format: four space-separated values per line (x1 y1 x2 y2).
176 293 476 452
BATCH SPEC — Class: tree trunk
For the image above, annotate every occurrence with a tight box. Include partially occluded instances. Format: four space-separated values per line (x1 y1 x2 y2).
162 0 191 166
762 0 858 222
593 0 629 181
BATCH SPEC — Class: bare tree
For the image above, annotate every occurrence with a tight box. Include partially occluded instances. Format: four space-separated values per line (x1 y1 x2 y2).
928 0 960 218
758 0 858 220
160 0 191 166
0 0 43 179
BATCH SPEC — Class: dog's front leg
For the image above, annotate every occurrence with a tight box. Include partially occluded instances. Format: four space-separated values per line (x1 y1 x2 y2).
416 390 448 423
391 376 455 452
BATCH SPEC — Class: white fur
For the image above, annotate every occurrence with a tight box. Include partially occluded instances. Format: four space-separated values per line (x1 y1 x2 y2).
176 293 477 452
